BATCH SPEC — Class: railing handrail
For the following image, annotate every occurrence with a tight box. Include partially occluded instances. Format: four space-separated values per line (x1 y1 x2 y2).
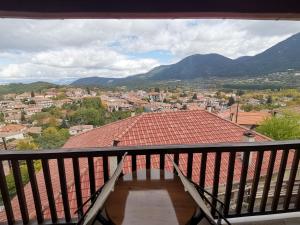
1 140 300 225
1 140 300 160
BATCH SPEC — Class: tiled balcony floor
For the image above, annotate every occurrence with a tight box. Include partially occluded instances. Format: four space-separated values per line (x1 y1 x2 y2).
239 218 300 225
231 215 300 225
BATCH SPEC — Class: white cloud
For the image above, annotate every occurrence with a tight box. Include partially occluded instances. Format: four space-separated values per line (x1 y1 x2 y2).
0 19 299 82
0 47 159 82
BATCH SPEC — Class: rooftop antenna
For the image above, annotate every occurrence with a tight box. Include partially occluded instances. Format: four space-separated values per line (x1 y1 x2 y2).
1 137 7 150
235 96 240 123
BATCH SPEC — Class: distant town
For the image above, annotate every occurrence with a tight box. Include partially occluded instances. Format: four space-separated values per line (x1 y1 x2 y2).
1 85 300 155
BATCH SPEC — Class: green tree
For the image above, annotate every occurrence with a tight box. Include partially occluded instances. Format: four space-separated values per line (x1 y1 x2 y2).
192 93 198 100
31 91 35 98
0 111 4 123
241 104 254 112
16 138 39 150
21 111 26 123
70 108 105 126
154 87 160 93
266 95 273 104
256 113 300 140
237 90 245 96
86 87 91 95
37 127 70 149
42 106 63 118
60 119 70 129
81 97 103 109
228 96 235 106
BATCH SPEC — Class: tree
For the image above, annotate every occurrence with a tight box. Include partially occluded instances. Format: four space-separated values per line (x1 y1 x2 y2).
70 108 105 126
16 138 39 150
42 106 63 118
216 91 222 98
192 93 198 100
21 111 26 123
37 127 70 149
266 95 273 104
60 119 70 129
154 87 160 93
236 90 245 96
81 97 103 109
31 91 35 98
86 87 91 95
228 96 235 106
241 104 254 112
0 111 4 123
256 112 300 140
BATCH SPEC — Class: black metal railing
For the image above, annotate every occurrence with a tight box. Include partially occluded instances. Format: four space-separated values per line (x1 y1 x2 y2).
0 140 300 225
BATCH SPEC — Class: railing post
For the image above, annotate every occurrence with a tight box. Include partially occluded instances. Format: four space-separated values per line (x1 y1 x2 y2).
26 159 43 224
11 160 29 224
236 151 250 215
88 157 96 199
73 157 83 218
199 152 207 188
42 159 57 223
212 152 222 215
272 149 289 211
57 158 71 222
0 160 14 225
103 156 109 182
260 150 277 212
284 149 300 210
248 151 264 213
187 152 193 179
224 152 236 215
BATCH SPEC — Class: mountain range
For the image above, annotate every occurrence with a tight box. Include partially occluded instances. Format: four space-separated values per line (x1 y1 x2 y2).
72 32 300 87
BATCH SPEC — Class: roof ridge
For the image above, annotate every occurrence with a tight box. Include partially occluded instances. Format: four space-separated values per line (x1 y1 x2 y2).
140 109 205 116
113 114 143 143
205 110 273 141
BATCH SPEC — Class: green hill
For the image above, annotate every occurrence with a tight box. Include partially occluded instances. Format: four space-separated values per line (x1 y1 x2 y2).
0 82 59 95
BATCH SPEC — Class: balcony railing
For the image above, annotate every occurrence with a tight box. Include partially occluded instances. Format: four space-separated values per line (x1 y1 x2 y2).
0 140 300 225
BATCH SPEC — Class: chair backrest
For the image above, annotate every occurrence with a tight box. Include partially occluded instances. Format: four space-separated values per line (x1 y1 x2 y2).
83 153 128 225
171 159 217 225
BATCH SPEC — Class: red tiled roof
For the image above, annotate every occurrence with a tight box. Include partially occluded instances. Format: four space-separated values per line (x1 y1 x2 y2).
218 109 271 126
235 111 271 126
4 110 285 223
0 124 26 133
64 110 269 148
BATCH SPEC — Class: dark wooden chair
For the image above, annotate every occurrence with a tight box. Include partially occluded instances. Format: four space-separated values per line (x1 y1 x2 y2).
171 158 231 225
76 153 128 225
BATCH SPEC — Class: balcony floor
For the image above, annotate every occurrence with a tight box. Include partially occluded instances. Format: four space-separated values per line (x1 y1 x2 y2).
231 212 300 225
234 218 300 225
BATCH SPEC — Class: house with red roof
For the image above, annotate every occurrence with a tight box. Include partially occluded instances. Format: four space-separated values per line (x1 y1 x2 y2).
2 110 294 223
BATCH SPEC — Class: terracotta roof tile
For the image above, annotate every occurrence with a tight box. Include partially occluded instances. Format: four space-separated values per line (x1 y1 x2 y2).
235 111 271 126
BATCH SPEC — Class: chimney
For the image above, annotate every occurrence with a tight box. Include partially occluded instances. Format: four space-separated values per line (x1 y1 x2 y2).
206 103 212 113
242 130 255 143
241 130 255 165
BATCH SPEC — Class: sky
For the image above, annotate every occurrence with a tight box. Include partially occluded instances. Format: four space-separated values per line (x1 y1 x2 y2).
0 19 300 84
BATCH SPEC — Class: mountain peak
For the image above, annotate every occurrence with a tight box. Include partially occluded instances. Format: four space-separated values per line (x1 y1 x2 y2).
72 32 300 86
